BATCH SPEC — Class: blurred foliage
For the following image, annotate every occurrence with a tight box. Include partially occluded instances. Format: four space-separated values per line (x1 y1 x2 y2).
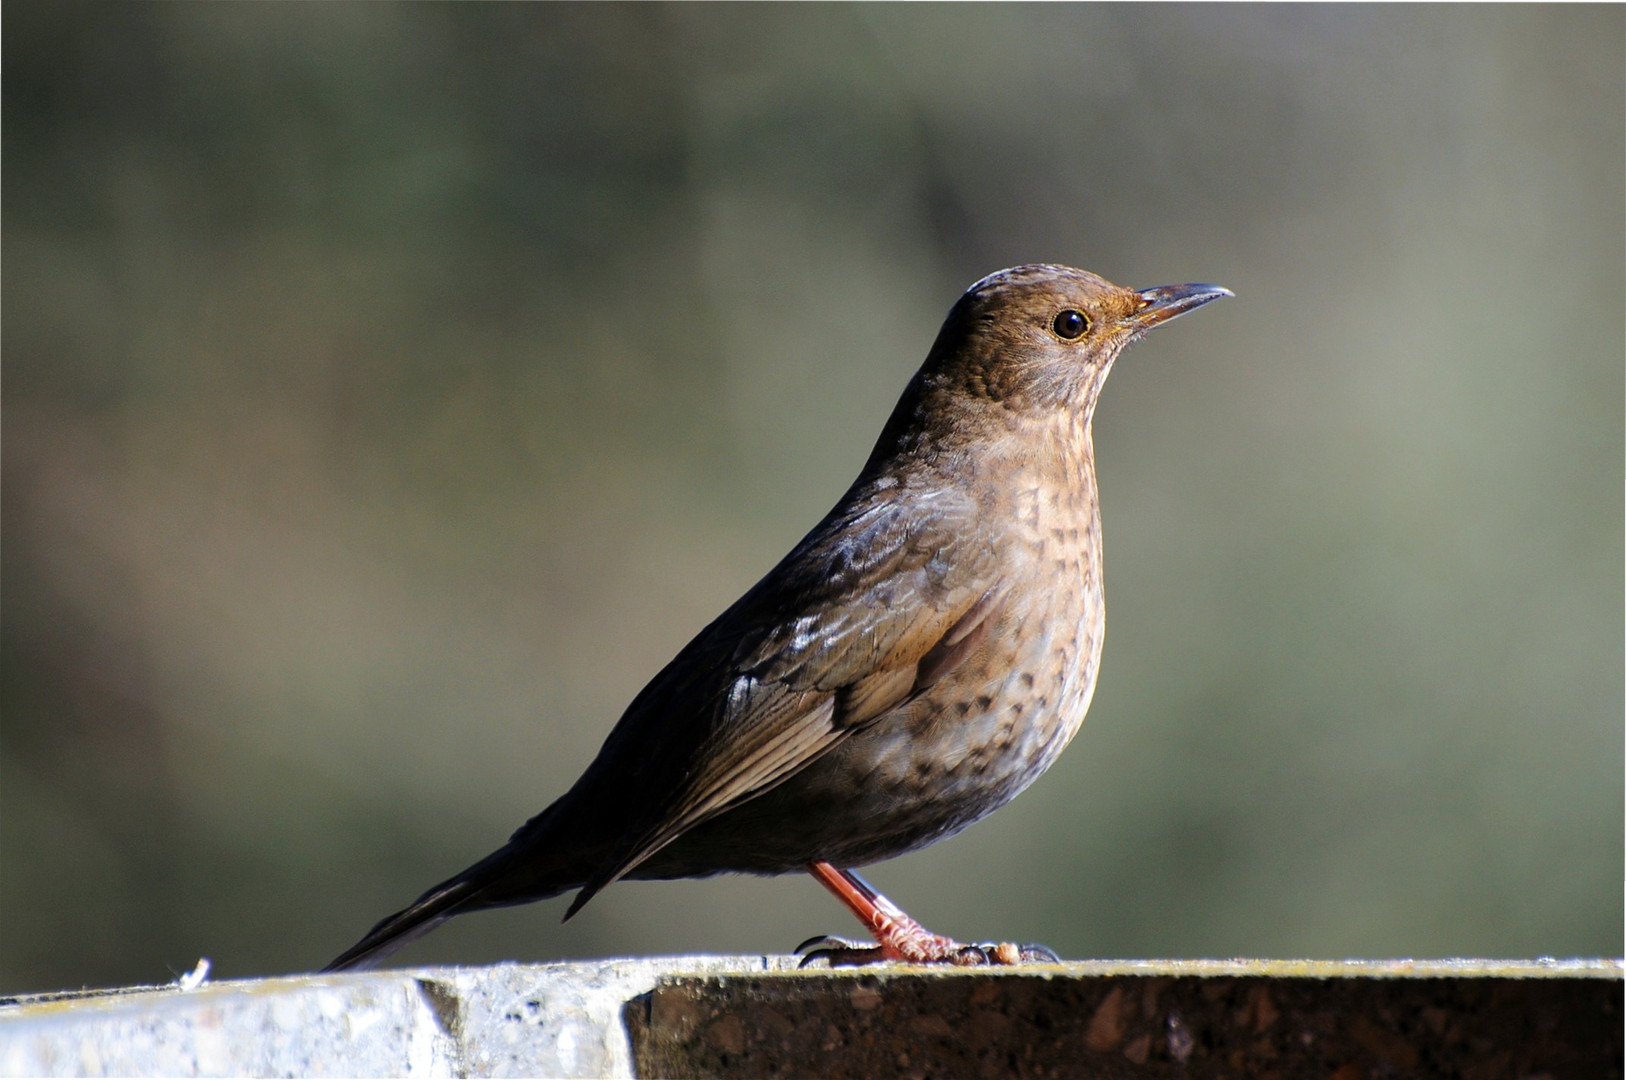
3 3 1620 994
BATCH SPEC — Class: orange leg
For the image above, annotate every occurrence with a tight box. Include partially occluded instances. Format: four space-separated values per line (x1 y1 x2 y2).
796 861 1059 967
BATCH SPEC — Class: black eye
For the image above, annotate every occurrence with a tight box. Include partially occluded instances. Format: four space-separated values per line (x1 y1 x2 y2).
1052 309 1088 339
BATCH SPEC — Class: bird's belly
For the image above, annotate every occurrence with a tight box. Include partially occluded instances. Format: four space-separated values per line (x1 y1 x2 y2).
813 591 1103 864
638 568 1104 878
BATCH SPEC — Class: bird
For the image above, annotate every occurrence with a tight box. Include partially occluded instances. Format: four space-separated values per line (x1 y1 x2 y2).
323 264 1230 972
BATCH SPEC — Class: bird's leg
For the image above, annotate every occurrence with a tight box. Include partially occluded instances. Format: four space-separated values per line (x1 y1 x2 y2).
797 862 971 966
795 862 1060 968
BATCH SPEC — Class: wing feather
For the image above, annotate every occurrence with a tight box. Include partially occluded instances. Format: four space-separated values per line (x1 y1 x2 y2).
557 481 1004 917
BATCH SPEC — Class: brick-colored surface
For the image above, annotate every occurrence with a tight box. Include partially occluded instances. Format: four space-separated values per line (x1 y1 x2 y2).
625 960 1622 1080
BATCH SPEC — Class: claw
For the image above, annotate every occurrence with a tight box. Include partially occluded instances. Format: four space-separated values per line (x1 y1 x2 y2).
794 934 855 955
796 933 886 968
1020 943 1061 963
798 943 886 968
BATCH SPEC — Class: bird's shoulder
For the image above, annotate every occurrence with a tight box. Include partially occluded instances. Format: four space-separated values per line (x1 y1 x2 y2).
594 476 1000 764
720 474 1002 692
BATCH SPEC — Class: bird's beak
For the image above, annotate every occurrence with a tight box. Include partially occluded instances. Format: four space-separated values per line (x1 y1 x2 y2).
1130 283 1233 330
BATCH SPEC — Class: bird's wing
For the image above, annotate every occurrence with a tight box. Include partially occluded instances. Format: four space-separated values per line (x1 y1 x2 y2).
557 485 1003 917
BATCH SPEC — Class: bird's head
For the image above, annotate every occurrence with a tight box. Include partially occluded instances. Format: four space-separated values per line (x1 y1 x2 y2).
918 264 1231 421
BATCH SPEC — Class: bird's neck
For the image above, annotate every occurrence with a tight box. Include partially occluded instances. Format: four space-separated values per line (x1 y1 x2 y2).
861 369 1103 488
995 408 1101 519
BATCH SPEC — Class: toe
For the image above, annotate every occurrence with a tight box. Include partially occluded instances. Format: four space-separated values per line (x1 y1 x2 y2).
950 945 991 966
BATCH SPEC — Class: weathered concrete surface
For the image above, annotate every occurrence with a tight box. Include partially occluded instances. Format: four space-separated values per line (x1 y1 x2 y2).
1 957 1618 1079
0 955 796 1078
0 970 457 1077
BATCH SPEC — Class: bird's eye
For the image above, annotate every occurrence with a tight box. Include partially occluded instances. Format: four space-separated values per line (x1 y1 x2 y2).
1052 309 1089 339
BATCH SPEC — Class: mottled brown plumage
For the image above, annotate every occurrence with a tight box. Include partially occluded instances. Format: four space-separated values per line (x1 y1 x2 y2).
324 265 1229 972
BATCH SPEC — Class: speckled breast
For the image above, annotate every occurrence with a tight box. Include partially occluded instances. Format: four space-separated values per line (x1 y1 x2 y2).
813 443 1108 866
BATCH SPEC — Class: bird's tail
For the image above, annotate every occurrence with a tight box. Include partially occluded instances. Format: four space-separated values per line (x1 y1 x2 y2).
322 843 554 973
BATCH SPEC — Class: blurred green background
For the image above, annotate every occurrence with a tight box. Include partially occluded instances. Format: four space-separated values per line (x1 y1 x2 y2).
4 3 1621 995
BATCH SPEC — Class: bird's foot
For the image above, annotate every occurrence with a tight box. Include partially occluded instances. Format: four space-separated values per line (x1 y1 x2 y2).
797 861 1062 968
793 929 982 968
795 932 1060 968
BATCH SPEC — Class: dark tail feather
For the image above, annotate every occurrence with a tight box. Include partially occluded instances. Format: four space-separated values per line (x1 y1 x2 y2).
323 799 602 973
323 845 538 973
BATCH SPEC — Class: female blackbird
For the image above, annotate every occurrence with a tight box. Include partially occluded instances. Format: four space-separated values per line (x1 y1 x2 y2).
325 265 1229 971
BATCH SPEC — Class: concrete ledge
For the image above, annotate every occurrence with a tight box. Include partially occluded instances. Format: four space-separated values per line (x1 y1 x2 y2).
0 956 798 1077
1 957 1618 1078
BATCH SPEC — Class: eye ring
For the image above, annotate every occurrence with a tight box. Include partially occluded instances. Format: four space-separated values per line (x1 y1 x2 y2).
1052 309 1089 340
